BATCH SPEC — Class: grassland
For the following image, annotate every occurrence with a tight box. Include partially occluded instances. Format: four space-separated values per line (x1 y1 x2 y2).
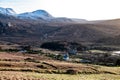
0 50 120 80
27 73 120 80
0 71 120 80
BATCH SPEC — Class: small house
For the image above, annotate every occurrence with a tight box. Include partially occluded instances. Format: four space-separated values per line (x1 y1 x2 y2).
63 53 69 61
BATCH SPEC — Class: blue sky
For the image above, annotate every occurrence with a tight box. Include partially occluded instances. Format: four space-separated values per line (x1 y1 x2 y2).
0 0 120 20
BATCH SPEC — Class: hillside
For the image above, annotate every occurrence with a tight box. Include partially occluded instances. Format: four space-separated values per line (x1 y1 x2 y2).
1 17 120 46
1 7 120 46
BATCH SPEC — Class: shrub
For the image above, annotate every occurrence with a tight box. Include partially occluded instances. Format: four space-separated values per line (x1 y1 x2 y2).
36 65 47 69
20 45 31 51
66 69 78 75
41 42 66 51
115 59 120 66
56 54 63 60
24 58 39 63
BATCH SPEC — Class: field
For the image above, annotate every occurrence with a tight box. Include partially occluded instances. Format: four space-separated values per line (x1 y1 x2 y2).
0 49 120 80
0 72 120 80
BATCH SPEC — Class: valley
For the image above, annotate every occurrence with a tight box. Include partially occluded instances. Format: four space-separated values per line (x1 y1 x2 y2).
0 7 120 80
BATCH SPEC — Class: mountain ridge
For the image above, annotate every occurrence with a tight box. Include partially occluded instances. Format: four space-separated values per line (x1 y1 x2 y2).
0 7 87 23
17 10 53 20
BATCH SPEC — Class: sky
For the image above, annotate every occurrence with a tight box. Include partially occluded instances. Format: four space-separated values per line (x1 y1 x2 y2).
0 0 120 20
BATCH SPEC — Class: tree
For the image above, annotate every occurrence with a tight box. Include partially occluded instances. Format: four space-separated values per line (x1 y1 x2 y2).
115 59 120 66
21 45 31 51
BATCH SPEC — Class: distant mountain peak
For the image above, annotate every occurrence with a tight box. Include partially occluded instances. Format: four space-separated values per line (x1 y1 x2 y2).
0 7 16 15
18 9 53 20
0 7 87 23
32 10 47 13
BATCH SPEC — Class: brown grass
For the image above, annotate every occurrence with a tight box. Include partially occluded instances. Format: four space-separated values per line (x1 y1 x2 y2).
0 52 119 75
0 71 46 80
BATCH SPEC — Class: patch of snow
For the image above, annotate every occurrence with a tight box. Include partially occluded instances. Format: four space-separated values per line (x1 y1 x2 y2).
18 10 53 20
0 7 16 15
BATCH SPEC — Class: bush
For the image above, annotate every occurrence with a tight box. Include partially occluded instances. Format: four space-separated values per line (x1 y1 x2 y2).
20 45 31 51
24 58 39 63
56 54 63 60
66 69 78 75
115 59 120 66
41 42 66 51
36 65 47 69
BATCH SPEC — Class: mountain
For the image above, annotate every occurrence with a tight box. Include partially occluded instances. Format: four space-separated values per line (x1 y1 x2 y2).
17 10 87 23
97 35 120 45
0 7 87 23
50 17 87 23
17 10 53 20
1 7 120 46
1 16 120 46
0 7 16 15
